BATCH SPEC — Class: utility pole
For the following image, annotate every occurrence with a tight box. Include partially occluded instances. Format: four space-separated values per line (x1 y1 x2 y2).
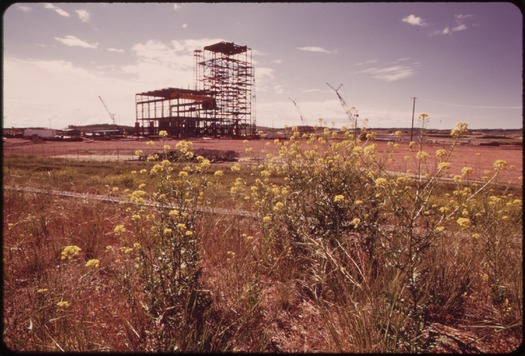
410 97 417 142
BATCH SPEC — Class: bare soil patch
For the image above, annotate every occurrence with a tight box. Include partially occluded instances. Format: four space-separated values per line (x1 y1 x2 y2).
4 137 522 184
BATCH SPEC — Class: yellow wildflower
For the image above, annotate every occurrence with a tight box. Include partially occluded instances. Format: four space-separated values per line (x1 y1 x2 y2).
435 149 447 158
374 177 388 188
85 259 100 269
493 160 507 171
450 122 468 137
363 144 376 155
200 159 211 168
461 167 473 176
61 245 81 260
438 162 451 170
56 301 70 308
333 195 345 203
456 217 471 229
416 151 429 160
114 224 126 234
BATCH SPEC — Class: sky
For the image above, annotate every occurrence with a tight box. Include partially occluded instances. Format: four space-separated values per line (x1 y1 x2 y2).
2 2 523 130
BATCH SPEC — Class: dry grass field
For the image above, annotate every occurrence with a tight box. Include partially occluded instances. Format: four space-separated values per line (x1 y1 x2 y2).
3 127 523 352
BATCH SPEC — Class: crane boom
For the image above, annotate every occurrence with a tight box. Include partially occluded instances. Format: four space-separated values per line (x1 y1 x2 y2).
289 97 305 125
98 96 116 126
326 82 358 135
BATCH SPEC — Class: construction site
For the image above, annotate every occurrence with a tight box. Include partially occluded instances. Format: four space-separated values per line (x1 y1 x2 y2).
134 41 256 139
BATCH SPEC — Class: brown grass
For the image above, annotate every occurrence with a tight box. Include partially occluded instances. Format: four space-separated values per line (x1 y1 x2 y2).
3 132 523 352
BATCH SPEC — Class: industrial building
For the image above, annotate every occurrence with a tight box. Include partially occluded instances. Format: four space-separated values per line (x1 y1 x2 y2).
135 41 256 138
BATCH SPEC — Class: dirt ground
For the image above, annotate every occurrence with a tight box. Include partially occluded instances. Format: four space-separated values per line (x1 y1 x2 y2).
3 137 522 185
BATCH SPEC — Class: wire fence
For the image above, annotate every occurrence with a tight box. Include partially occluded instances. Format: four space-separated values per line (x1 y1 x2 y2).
3 144 143 162
4 185 257 218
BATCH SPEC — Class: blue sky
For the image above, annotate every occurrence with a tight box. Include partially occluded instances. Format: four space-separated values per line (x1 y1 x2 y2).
3 2 523 130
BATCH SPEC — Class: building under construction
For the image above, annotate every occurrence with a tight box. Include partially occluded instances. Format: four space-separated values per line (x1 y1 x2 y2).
135 41 256 138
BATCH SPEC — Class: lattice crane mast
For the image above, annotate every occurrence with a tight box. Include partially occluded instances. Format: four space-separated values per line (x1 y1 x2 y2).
289 97 306 125
98 96 119 131
326 82 358 136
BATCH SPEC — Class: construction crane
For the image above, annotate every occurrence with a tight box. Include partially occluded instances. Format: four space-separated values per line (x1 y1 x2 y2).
326 82 358 136
289 97 306 126
98 96 120 132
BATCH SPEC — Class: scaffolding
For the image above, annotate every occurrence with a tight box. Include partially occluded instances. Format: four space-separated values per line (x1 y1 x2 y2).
135 41 256 138
135 88 217 138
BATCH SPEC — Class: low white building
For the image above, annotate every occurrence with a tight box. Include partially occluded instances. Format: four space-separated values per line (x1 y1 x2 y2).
23 128 57 139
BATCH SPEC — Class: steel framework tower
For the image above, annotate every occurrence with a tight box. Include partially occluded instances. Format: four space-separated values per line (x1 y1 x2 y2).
195 41 256 137
135 41 256 138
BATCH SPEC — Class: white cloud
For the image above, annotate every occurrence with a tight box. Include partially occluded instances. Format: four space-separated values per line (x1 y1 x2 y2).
273 84 284 95
55 35 98 49
440 23 467 35
44 3 70 17
455 14 473 20
359 65 415 82
402 14 426 27
432 13 475 36
107 48 125 53
17 5 32 13
255 67 278 93
356 59 378 66
297 46 336 54
75 9 90 23
453 24 468 32
3 57 137 128
122 38 223 89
